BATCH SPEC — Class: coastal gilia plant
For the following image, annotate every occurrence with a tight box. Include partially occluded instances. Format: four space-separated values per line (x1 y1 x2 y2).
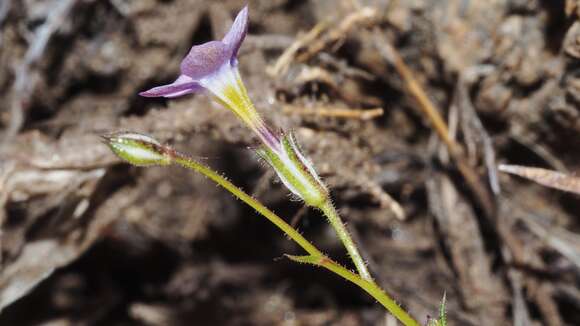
105 6 421 325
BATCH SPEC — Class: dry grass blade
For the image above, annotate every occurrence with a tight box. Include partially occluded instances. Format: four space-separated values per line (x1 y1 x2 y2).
294 7 378 63
267 6 378 77
455 80 501 195
427 175 507 324
351 175 406 221
373 31 496 218
266 22 328 77
499 164 580 195
372 31 460 154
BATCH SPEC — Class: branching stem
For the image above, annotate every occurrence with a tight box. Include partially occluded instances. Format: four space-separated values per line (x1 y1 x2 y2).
173 153 320 256
171 152 420 326
319 201 371 281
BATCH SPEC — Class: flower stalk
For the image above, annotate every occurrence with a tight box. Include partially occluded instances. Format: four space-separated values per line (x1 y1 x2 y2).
113 5 433 323
320 201 371 280
103 133 420 326
138 5 371 282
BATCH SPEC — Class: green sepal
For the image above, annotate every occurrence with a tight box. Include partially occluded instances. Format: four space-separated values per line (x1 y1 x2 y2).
256 132 328 208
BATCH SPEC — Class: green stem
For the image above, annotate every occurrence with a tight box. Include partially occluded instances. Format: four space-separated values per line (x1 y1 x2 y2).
320 258 420 326
173 154 321 257
320 201 372 281
171 152 420 326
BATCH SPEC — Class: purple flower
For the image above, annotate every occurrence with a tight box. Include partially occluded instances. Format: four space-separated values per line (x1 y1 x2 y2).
138 6 327 207
139 6 280 149
140 6 248 99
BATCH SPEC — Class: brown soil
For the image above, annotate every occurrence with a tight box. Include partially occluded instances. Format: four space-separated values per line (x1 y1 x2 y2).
1 0 580 325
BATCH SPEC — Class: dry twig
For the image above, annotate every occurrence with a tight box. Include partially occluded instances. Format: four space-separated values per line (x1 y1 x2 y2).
267 6 378 77
266 22 328 77
294 7 378 63
282 105 384 121
339 172 406 221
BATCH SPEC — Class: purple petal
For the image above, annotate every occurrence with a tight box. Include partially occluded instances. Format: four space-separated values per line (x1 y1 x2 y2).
139 75 201 98
221 6 248 61
180 41 229 79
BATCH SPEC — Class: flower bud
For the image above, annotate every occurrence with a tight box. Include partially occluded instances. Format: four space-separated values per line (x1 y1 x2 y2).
257 132 328 208
102 132 172 166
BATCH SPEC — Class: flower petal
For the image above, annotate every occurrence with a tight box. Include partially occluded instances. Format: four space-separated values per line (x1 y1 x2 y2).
180 41 229 79
139 75 201 98
221 6 248 61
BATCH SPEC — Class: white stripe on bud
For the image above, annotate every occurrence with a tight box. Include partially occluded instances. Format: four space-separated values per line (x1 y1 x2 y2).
102 132 172 167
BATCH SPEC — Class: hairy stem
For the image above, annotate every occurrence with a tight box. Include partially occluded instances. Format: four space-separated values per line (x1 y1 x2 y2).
319 258 420 326
173 153 320 257
171 152 419 325
320 201 371 281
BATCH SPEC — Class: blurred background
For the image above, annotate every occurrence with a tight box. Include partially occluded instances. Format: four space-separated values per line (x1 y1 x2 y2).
1 0 579 325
